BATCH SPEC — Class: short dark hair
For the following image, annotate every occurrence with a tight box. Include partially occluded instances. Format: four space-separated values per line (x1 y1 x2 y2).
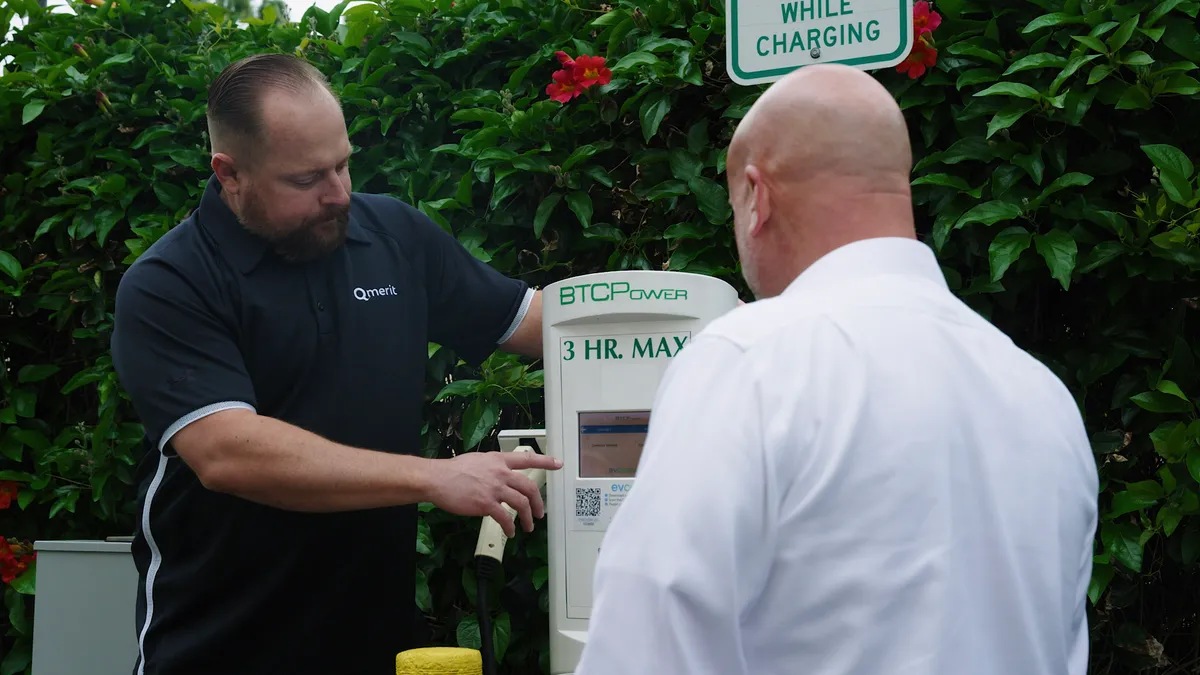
206 53 335 153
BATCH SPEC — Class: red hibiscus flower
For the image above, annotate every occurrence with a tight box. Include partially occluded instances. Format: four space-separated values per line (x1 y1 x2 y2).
0 482 16 510
572 54 612 88
913 1 942 36
0 540 32 585
546 68 582 103
897 36 937 78
555 50 575 69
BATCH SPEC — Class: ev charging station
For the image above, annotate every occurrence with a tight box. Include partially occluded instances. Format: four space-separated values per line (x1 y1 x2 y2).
479 269 739 675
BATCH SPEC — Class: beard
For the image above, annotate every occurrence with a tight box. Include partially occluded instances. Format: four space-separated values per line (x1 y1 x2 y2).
238 189 350 263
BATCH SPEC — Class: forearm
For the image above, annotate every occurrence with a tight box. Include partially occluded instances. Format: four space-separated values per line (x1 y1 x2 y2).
174 409 434 512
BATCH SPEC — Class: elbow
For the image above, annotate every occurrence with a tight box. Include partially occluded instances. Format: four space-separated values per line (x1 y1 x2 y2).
168 409 255 494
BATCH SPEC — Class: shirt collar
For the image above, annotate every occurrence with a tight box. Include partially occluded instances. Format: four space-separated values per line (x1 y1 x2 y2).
783 236 949 297
196 174 372 274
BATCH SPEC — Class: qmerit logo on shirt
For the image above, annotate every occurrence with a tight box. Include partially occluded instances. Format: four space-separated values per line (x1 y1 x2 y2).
353 285 398 302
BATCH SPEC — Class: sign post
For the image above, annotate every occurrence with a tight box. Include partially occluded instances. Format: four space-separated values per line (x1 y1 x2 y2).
725 0 915 85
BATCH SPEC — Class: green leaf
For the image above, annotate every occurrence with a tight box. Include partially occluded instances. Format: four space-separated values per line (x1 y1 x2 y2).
1150 421 1190 461
988 226 1033 282
954 201 1023 228
1142 144 1195 204
1088 562 1114 604
613 51 657 72
1079 241 1126 274
1188 447 1200 483
1088 64 1115 84
1022 12 1084 33
664 222 711 239
1116 84 1153 109
973 82 1042 100
0 251 22 281
435 379 482 401
533 193 562 238
1161 73 1200 94
456 615 481 649
1123 51 1155 66
17 365 58 383
688 176 731 225
566 191 593 228
1131 391 1194 413
669 149 703 182
22 101 46 125
639 91 671 143
1147 0 1186 26
0 638 30 675
641 180 689 200
1004 53 1068 74
1108 16 1140 52
1037 172 1094 203
1158 505 1184 536
493 612 512 662
12 390 35 419
462 397 499 450
532 565 549 589
9 560 35 595
1072 35 1109 53
911 173 982 197
1034 229 1078 290
987 101 1035 138
101 52 136 67
1157 379 1190 400
1101 522 1144 571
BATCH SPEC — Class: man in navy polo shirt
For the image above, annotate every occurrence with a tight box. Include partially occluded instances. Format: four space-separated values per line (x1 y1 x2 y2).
110 53 561 675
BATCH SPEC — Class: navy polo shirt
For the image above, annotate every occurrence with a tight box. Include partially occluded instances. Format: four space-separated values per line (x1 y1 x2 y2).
110 176 531 675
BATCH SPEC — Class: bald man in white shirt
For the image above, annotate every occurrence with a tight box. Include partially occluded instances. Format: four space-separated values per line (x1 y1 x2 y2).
575 64 1099 675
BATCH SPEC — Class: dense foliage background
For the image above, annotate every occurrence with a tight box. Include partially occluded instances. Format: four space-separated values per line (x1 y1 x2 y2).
1 0 1198 672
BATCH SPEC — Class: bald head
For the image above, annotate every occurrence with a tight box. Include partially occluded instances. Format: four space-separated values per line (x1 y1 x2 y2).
729 64 912 190
726 64 917 299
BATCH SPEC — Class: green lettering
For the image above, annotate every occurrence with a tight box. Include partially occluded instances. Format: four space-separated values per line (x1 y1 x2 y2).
563 340 575 361
678 290 688 300
590 283 610 302
781 1 798 22
673 336 688 352
643 289 664 300
800 0 814 20
656 336 672 358
559 287 575 305
807 28 821 47
867 19 879 40
585 339 602 360
604 339 620 359
633 338 653 359
791 31 805 51
824 25 836 47
757 35 769 56
611 282 630 300
848 21 862 43
774 32 788 54
823 0 838 16
840 0 851 14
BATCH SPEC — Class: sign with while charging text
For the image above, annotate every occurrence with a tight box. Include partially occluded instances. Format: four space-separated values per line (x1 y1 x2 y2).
726 0 914 85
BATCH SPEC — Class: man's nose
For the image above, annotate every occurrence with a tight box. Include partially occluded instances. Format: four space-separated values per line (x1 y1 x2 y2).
323 176 350 206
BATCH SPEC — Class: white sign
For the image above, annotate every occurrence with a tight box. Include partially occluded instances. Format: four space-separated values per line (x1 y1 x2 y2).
725 0 915 85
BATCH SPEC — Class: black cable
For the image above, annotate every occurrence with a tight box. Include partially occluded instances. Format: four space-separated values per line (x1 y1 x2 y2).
476 556 499 675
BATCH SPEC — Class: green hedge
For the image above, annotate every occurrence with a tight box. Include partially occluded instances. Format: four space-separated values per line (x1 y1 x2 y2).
2 0 1199 672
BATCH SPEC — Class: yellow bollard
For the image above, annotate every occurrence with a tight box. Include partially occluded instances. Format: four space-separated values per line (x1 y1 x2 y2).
395 647 483 675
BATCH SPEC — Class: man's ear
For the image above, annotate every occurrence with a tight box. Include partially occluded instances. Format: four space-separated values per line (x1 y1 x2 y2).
211 152 243 196
745 165 771 237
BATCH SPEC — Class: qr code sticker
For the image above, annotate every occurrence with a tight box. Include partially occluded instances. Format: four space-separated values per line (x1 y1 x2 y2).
575 487 602 518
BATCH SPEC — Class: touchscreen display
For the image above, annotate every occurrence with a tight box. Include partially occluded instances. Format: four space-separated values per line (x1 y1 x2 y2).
578 411 650 478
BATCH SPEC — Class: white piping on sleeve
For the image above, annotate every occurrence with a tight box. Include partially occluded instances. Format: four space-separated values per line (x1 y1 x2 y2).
159 401 256 455
497 287 536 345
135 400 256 673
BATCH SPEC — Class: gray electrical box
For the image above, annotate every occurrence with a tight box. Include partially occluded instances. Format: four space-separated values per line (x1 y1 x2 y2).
31 539 139 675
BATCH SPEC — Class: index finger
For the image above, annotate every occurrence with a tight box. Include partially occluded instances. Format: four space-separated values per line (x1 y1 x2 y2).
504 452 563 470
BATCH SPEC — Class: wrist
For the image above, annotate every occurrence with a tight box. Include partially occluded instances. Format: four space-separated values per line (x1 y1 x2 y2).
404 455 441 504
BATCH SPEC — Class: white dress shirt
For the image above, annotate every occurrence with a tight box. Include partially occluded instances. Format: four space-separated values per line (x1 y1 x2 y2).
575 237 1099 675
